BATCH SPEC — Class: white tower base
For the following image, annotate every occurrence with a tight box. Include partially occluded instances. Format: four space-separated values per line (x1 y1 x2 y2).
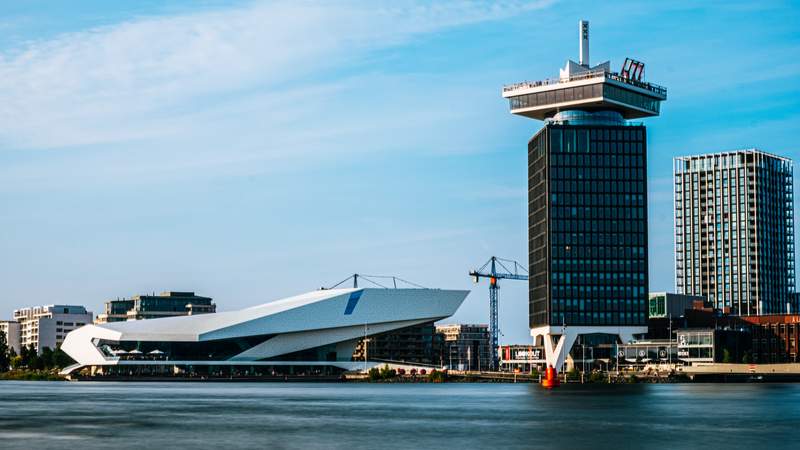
531 325 647 371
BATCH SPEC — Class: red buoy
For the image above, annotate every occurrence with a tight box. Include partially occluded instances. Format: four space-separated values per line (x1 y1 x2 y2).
541 365 560 388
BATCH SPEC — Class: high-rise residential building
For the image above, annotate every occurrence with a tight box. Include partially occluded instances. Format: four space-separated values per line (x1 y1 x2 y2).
436 324 491 371
0 320 21 355
12 305 93 353
674 149 795 315
501 20 666 369
95 291 215 323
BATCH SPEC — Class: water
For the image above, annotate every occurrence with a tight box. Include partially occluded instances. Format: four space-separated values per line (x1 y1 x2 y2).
1 381 799 449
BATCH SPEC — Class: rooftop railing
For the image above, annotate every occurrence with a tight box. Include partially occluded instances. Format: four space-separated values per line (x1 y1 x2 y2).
503 69 667 97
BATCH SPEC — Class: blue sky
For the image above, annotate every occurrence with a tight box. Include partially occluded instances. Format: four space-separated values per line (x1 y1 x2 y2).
1 1 798 344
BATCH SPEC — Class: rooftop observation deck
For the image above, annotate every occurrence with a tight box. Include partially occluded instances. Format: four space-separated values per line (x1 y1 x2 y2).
502 69 667 121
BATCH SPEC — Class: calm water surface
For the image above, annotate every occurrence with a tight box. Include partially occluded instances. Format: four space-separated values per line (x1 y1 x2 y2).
1 381 798 449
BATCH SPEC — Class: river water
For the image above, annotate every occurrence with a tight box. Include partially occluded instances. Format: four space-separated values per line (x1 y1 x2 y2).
1 381 798 449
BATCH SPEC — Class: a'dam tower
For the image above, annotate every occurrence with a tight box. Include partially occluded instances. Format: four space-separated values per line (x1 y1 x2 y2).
502 20 667 370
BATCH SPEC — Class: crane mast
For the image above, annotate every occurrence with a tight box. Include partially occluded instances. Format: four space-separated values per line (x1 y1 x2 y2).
469 256 529 371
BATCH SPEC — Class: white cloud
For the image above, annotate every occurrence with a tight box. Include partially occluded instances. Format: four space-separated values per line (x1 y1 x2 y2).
0 0 553 151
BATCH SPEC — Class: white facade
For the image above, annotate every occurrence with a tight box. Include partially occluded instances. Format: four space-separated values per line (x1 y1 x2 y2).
0 320 21 355
61 288 468 375
13 305 93 353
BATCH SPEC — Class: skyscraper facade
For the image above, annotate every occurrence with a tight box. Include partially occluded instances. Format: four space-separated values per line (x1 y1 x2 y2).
674 150 795 315
503 20 666 369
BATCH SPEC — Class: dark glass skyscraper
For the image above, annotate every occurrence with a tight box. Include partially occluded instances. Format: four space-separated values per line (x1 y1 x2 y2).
529 123 648 328
503 20 666 369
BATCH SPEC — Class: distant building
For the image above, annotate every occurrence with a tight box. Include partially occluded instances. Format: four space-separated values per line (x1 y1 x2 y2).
13 305 93 353
0 320 21 355
674 149 795 315
352 321 444 367
499 344 546 373
436 324 491 371
95 291 215 323
739 314 800 363
648 292 708 319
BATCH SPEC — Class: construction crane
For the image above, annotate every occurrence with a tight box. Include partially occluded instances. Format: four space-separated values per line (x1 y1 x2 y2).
470 256 529 371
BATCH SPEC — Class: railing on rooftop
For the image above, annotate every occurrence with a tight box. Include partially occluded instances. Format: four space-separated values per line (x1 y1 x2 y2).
503 69 667 98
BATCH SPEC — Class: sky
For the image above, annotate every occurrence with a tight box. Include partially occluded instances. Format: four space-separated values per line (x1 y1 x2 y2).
1 0 798 344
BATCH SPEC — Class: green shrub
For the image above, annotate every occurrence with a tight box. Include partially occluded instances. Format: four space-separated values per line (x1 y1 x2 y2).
588 371 606 383
428 369 447 383
367 367 381 381
379 364 396 380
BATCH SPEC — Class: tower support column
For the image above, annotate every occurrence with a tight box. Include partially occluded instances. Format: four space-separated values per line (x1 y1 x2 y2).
531 325 647 371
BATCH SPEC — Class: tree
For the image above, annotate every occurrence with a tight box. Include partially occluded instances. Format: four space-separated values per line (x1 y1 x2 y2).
52 347 75 369
0 330 9 372
20 344 42 370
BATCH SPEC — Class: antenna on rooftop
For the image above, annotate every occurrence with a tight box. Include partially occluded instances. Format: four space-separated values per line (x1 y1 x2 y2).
579 20 589 66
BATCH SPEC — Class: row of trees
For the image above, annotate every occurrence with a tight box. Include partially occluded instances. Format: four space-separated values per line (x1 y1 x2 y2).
0 330 74 372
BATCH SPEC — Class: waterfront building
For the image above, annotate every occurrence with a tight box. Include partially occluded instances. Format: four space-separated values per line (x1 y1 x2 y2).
499 344 546 373
0 320 21 354
95 291 215 323
740 314 800 363
351 321 444 367
60 288 468 377
674 149 795 315
501 20 666 369
436 324 491 371
13 305 93 353
648 292 707 319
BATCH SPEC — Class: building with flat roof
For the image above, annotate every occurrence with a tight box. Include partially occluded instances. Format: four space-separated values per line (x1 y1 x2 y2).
352 321 444 367
0 320 21 355
436 324 491 372
674 149 795 315
13 305 93 353
60 288 468 378
499 344 546 373
648 292 708 319
502 20 666 370
95 291 215 323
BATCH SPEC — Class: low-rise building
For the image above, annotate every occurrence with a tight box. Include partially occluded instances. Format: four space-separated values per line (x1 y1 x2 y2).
739 315 800 363
95 291 215 323
13 305 93 353
352 321 444 367
648 292 708 319
0 320 21 355
499 345 545 372
436 324 491 371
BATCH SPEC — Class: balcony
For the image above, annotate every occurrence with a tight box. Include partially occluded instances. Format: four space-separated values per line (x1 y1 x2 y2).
503 69 667 98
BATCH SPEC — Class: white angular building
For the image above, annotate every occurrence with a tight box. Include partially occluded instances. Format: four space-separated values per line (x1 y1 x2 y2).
61 287 468 377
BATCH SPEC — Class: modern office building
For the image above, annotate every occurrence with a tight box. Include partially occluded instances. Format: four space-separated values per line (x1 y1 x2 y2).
648 292 707 319
95 291 215 323
436 324 491 371
674 149 795 315
502 20 666 369
13 305 93 353
60 288 468 377
0 320 21 355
